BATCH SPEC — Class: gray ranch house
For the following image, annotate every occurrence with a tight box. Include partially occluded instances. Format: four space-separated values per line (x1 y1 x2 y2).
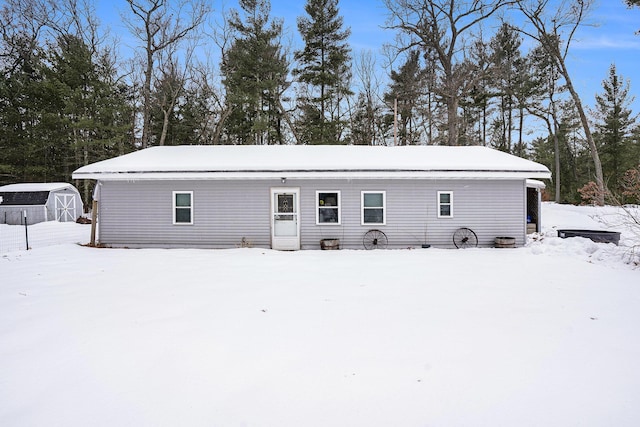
72 145 551 250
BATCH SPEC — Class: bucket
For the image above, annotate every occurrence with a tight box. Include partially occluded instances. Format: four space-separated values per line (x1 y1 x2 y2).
495 236 516 248
320 239 340 250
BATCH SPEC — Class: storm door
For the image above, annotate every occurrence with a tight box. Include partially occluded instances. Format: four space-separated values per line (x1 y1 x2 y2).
270 188 300 250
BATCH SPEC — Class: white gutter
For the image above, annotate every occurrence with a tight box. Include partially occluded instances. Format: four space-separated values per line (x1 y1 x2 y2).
73 170 552 181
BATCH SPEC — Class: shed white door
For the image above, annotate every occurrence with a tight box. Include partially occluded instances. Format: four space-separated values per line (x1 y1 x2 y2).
55 193 76 222
271 188 300 250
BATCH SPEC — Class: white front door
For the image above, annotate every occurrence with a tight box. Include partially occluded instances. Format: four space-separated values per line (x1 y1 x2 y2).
55 193 75 222
271 188 300 250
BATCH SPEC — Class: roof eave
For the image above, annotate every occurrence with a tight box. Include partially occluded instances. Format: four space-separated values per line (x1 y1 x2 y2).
73 170 552 181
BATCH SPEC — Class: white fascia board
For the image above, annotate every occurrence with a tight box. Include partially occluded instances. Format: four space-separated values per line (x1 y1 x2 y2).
72 170 552 181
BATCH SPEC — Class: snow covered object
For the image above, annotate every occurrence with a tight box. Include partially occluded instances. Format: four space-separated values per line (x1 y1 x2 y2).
0 182 83 225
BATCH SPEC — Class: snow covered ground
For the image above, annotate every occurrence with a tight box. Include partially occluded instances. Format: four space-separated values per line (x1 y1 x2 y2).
0 221 90 253
1 203 639 426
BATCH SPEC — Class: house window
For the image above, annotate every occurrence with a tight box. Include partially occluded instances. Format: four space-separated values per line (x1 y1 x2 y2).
317 191 341 225
173 191 193 224
438 191 453 218
362 191 386 225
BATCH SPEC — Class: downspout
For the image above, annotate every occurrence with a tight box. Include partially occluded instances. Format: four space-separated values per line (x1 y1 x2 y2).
523 180 528 243
91 182 102 246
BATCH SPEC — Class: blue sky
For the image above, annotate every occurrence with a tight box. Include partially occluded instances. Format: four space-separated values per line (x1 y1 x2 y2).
99 0 640 119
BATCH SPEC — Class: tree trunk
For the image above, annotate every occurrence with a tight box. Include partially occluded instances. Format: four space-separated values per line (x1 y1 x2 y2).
482 102 487 146
428 92 433 145
562 68 605 205
447 96 459 145
507 101 513 153
517 105 524 156
549 93 561 203
83 143 90 207
553 127 561 203
212 106 233 145
279 100 300 145
159 108 170 146
142 48 154 148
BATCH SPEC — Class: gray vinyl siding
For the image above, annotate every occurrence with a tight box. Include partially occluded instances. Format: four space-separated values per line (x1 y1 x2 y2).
0 205 47 225
97 178 526 249
299 179 525 249
98 180 273 248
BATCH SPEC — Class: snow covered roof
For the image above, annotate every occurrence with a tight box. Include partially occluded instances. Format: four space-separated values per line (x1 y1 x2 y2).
0 182 76 192
72 145 551 180
526 179 546 189
0 183 79 206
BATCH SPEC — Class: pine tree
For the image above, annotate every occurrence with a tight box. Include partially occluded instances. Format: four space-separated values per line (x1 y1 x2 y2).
488 23 527 153
525 42 567 202
0 35 49 183
0 0 133 191
45 35 134 200
593 64 637 193
460 38 493 146
383 0 513 146
294 0 352 144
221 0 289 145
383 51 427 146
159 84 208 145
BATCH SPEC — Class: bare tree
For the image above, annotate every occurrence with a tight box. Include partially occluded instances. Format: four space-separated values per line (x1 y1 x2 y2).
207 10 236 145
383 0 514 146
122 0 210 148
515 0 605 205
0 0 56 74
186 57 227 145
525 43 564 202
349 50 385 145
55 0 103 54
154 43 196 146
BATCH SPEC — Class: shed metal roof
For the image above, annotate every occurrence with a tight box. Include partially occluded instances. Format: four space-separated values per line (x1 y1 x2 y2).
0 191 50 206
72 145 552 180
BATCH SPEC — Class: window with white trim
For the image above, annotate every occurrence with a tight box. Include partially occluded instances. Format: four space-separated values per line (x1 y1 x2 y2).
317 191 341 224
437 191 453 218
173 191 193 224
361 191 386 225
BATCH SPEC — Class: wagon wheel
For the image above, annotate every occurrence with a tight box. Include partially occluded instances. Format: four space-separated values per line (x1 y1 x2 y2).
453 227 478 249
363 229 388 250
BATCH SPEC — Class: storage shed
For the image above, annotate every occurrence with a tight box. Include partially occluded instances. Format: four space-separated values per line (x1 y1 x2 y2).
73 145 551 249
0 183 83 225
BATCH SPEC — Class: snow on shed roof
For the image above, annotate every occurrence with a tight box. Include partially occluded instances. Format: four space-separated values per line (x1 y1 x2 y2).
526 179 546 189
0 182 77 192
0 183 79 206
72 145 551 180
